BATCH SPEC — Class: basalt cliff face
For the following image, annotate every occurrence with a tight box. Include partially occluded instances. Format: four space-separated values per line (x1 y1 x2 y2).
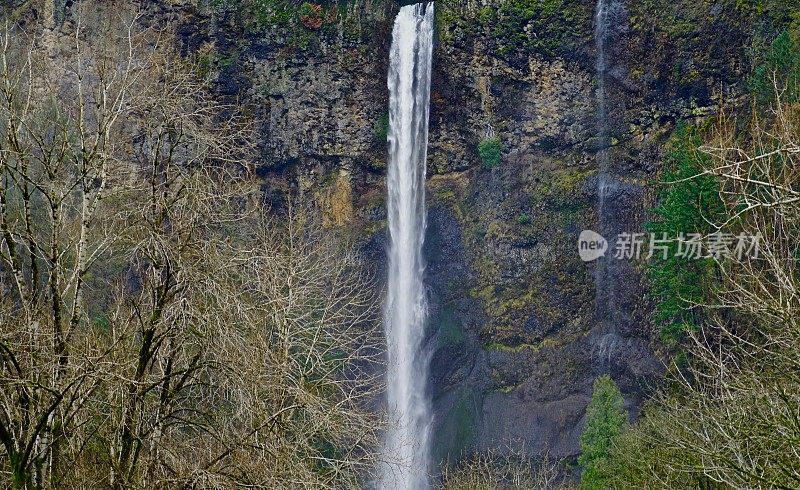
172 0 790 462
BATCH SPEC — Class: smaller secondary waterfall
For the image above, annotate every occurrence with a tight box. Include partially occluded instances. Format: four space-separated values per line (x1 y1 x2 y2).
381 3 434 489
593 0 630 361
594 0 611 218
594 0 614 324
593 0 618 355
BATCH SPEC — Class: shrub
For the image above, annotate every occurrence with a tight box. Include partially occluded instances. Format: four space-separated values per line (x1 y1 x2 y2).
472 226 487 241
478 6 495 24
299 2 323 30
249 0 294 29
517 213 532 226
437 448 560 489
478 137 502 169
374 113 390 143
601 26 800 490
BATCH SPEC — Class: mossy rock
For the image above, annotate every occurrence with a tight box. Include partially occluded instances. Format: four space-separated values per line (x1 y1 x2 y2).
436 306 465 347
432 389 480 464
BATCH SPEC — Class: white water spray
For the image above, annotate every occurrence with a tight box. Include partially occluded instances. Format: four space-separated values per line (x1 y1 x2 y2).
381 3 434 489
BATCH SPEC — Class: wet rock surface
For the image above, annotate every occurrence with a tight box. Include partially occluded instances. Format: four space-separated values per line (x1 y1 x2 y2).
174 0 784 462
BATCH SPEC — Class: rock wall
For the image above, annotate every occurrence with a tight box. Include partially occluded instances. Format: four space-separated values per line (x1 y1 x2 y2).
175 0 793 464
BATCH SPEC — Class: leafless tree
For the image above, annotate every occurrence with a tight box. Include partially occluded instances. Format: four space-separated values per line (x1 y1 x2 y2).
0 3 384 488
436 447 563 490
610 73 800 489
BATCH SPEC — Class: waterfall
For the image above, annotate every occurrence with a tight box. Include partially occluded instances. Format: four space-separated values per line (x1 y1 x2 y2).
593 0 627 360
381 3 434 489
593 0 613 329
594 0 611 222
594 0 617 325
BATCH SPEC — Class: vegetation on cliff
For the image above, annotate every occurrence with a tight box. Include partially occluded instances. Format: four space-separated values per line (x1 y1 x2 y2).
0 8 383 488
437 448 561 489
478 137 503 169
645 124 723 345
596 29 800 488
578 376 626 490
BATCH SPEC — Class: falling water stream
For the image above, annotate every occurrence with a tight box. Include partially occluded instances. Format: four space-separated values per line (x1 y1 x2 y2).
593 0 621 337
594 0 615 329
381 3 435 489
593 0 632 362
594 0 610 201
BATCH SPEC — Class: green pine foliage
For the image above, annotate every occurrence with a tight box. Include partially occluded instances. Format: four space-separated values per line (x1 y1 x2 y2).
645 123 723 344
578 375 627 490
750 30 800 104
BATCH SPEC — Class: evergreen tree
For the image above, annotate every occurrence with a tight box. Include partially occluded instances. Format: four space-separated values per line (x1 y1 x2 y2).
646 123 723 344
579 375 627 490
751 30 800 105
